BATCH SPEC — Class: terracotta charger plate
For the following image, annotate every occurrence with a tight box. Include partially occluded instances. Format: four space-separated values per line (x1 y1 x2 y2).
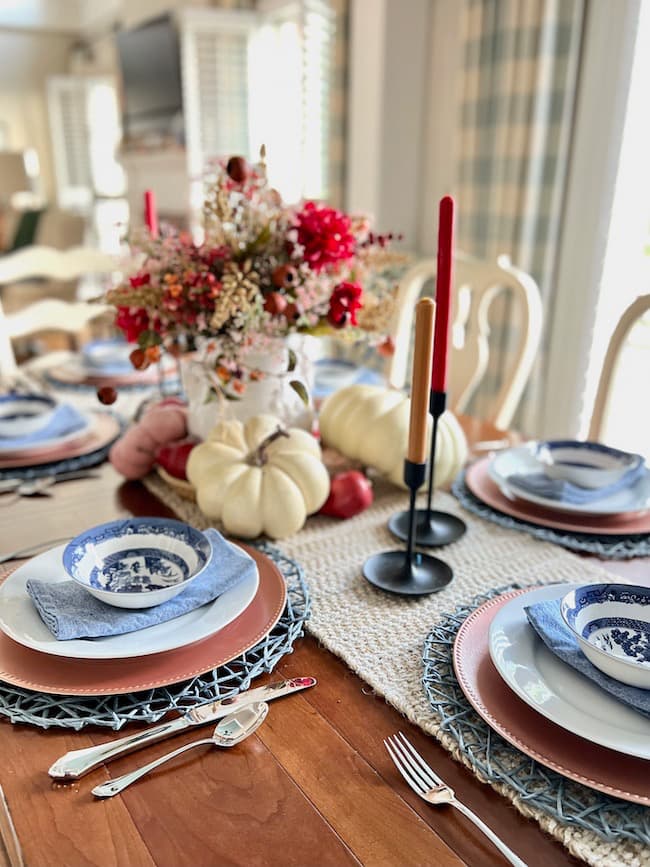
452 588 650 805
0 543 286 696
466 457 650 535
0 412 121 470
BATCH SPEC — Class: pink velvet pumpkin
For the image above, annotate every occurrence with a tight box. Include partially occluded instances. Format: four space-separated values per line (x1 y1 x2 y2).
110 403 189 480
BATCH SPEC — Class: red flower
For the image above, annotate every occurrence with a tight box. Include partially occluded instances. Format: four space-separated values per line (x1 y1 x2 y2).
115 306 151 342
294 202 356 272
327 282 363 329
129 273 150 288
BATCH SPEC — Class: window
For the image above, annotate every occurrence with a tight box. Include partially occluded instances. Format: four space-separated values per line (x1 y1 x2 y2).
181 1 335 209
47 76 125 211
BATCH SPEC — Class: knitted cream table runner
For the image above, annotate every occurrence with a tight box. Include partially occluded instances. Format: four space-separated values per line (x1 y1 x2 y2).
144 472 648 867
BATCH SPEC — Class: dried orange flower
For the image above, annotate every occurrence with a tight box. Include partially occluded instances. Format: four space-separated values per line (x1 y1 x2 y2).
377 336 395 357
145 345 161 363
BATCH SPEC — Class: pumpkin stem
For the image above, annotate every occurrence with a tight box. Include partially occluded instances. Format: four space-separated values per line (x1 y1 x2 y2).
249 426 290 466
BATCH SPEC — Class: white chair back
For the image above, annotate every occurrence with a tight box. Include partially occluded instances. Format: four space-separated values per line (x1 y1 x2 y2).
0 245 116 284
388 253 543 429
588 294 650 445
0 245 118 378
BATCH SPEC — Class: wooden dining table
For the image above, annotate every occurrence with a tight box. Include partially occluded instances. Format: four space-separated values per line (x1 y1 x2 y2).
0 416 646 867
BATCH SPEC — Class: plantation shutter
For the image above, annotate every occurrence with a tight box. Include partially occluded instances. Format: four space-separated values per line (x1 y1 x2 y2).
253 0 335 202
179 4 335 206
47 77 94 209
47 76 124 210
180 9 257 182
301 0 335 200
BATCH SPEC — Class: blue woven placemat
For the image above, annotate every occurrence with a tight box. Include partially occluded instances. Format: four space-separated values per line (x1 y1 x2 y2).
0 543 309 730
423 586 650 848
452 471 650 559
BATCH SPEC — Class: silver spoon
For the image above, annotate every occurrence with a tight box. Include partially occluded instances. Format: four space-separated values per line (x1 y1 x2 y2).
91 701 269 798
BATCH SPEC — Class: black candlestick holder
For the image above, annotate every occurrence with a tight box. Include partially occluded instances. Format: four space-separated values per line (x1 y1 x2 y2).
363 460 453 596
388 390 467 548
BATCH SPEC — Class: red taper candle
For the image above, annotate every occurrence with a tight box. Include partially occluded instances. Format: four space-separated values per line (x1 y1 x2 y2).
144 189 158 238
431 195 454 392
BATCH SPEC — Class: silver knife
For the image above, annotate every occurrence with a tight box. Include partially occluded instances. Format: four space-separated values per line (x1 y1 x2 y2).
48 677 316 780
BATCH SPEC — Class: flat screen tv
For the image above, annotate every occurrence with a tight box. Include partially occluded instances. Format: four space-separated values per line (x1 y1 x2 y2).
116 14 183 136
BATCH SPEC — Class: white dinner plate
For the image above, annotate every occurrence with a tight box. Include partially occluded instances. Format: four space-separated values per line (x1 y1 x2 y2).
0 409 94 457
488 583 650 760
0 544 259 660
489 445 650 516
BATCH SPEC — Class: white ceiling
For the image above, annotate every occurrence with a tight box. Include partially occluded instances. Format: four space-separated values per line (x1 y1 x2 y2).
0 0 123 34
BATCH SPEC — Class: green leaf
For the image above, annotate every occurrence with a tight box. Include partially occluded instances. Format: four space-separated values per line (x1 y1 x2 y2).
137 329 162 348
203 389 219 404
241 223 272 257
224 392 242 402
289 379 309 405
287 348 297 372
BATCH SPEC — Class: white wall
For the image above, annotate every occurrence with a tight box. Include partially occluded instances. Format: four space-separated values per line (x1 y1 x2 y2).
118 0 211 30
0 29 74 201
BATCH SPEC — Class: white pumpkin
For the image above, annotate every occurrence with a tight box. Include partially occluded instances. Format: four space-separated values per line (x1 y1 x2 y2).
187 414 330 539
319 385 467 489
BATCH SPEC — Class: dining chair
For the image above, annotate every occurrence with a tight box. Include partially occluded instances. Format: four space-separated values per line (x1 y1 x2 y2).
0 245 119 376
388 253 543 430
588 294 650 443
0 244 116 286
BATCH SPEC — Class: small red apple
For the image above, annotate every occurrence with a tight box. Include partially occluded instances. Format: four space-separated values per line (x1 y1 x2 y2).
155 439 197 480
320 471 373 519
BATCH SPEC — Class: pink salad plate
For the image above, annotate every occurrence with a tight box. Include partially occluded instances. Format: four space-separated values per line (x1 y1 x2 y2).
452 588 650 805
466 457 650 535
0 543 286 696
0 412 120 470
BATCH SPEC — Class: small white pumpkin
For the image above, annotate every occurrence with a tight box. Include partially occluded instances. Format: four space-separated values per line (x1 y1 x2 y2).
187 414 330 539
319 385 467 489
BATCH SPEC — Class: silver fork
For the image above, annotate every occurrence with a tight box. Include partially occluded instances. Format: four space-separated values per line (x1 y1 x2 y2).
384 733 527 867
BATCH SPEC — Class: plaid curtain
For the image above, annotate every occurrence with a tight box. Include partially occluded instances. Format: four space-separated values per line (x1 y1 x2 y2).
454 0 584 429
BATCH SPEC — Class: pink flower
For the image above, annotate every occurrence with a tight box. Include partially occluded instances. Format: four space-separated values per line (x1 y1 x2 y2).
294 202 356 272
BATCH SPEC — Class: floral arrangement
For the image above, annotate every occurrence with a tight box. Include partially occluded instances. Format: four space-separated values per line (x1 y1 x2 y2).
106 149 404 401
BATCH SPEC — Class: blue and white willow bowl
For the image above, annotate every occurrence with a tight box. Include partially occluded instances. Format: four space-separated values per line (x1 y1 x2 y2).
63 518 212 609
0 394 57 439
561 584 650 688
81 339 132 372
536 441 643 489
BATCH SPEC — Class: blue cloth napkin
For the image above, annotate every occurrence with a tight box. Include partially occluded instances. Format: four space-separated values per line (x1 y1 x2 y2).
26 529 257 640
525 598 650 716
508 462 646 505
0 403 88 451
